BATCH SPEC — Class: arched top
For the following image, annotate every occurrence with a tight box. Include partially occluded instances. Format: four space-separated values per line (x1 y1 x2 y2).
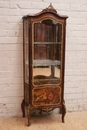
22 3 68 20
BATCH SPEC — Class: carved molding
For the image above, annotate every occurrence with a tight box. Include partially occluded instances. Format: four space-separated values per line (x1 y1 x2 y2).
42 107 53 112
42 3 57 13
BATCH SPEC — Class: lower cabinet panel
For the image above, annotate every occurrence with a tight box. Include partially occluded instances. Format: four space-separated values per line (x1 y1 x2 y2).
32 86 61 106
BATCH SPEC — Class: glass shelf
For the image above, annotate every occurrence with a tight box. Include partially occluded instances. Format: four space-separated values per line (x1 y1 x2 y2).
26 60 60 66
33 59 60 67
34 42 61 44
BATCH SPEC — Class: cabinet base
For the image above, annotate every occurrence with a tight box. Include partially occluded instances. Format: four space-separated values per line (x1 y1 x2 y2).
21 100 66 126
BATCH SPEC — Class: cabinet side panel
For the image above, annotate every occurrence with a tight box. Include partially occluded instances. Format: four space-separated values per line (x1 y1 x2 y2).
23 19 30 105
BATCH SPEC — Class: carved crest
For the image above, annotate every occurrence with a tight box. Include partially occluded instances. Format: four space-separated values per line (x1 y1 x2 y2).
42 3 57 13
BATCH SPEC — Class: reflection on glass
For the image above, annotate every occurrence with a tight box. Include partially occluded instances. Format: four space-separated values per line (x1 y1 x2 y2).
33 19 62 86
24 20 29 83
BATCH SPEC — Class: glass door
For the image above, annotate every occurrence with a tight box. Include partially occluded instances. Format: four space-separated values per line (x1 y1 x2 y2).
33 19 62 86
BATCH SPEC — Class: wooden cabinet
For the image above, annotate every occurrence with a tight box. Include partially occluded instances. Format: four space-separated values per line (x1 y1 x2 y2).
21 4 68 126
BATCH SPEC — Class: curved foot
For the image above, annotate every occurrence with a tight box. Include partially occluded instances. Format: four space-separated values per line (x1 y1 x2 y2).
21 99 25 117
62 101 66 123
28 122 30 126
27 104 31 126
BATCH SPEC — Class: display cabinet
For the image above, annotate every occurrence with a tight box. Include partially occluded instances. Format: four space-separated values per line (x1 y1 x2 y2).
21 3 68 126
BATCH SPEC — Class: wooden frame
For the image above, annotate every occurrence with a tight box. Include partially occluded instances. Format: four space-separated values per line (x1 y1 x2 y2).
21 3 68 126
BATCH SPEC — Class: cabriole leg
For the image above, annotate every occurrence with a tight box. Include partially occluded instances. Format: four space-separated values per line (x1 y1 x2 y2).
27 105 31 126
21 99 25 117
62 101 66 123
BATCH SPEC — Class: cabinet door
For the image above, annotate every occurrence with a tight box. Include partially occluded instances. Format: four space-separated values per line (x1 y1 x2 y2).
32 19 63 87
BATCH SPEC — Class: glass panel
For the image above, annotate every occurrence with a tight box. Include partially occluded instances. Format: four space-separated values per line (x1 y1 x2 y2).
24 20 29 83
33 19 62 86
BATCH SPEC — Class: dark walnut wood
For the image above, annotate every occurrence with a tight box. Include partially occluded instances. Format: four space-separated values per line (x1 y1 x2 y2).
22 3 68 126
21 99 25 117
